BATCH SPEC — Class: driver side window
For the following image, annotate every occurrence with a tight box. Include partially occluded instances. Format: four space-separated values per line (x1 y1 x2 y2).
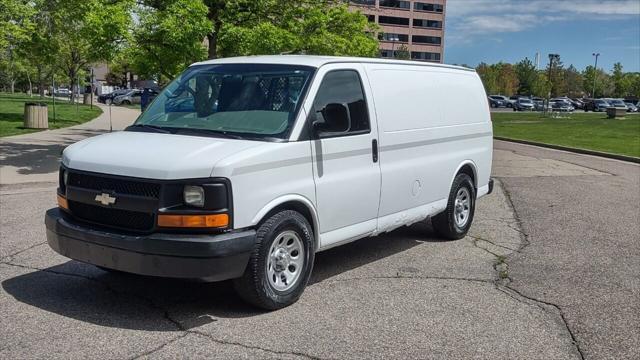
312 70 370 138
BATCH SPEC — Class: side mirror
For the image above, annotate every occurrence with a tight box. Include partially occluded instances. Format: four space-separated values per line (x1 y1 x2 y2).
313 103 350 137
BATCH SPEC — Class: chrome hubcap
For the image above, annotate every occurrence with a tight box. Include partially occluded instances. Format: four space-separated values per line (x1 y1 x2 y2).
267 230 304 291
454 187 471 228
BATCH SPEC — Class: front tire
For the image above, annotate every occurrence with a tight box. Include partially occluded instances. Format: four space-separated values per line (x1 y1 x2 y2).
233 210 315 310
432 173 476 240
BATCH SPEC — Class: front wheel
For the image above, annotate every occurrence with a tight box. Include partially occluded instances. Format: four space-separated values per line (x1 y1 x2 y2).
432 173 476 240
233 210 315 310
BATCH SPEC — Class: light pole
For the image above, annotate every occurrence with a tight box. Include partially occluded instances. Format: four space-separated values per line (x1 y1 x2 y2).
592 53 600 98
390 34 399 58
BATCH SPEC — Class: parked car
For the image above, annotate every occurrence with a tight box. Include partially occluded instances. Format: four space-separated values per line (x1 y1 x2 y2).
98 89 129 104
47 56 494 310
569 98 584 110
624 102 638 112
584 99 610 112
550 100 574 112
533 100 546 111
488 96 506 108
607 99 629 109
488 95 511 108
112 89 143 105
54 88 71 97
513 97 535 111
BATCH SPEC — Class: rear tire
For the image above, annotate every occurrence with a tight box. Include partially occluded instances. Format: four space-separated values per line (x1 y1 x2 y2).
432 173 476 240
233 210 315 310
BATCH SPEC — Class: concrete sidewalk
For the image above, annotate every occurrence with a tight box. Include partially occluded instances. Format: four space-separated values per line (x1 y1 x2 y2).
0 104 140 186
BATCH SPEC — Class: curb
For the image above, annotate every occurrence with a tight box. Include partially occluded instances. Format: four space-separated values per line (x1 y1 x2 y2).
494 137 640 164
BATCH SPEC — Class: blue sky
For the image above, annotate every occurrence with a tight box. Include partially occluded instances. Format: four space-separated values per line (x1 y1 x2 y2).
444 0 640 73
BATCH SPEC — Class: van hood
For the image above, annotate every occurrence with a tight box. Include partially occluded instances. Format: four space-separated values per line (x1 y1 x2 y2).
62 131 263 180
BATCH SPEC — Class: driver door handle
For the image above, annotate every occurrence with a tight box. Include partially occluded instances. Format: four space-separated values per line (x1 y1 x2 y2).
372 139 378 163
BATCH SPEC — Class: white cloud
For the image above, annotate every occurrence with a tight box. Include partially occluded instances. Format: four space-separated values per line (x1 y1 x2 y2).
446 0 640 39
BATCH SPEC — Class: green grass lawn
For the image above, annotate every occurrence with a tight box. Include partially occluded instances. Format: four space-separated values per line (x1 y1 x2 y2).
492 112 640 158
0 92 103 137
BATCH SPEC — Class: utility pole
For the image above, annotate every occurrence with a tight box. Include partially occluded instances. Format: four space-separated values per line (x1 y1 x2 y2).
592 53 600 98
51 76 56 122
390 35 399 58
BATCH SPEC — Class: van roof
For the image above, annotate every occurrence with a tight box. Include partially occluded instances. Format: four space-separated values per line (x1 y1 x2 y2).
191 55 475 72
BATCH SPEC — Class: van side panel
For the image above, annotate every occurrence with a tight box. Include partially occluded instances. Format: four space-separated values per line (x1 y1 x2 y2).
364 64 492 232
211 141 316 232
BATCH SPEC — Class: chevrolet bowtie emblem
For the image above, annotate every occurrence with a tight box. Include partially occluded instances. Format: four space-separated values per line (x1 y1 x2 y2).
95 193 116 206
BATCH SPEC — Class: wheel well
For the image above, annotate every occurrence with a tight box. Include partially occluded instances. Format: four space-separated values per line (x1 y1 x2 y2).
458 164 477 189
260 201 318 249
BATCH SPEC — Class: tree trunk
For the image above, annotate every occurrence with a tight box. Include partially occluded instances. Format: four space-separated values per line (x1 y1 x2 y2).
207 32 218 59
27 72 32 97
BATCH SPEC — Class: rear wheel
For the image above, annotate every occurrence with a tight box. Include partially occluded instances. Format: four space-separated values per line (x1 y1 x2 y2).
233 210 315 310
432 173 476 240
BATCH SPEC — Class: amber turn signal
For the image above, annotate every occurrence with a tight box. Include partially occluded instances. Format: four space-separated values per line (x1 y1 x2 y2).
157 214 229 228
57 194 68 210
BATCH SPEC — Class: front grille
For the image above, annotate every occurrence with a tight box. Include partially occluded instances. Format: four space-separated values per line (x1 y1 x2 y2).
68 200 155 231
68 172 160 198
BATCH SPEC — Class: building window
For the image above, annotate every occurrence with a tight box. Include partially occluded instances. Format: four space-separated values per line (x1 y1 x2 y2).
414 2 444 12
349 0 376 6
379 33 409 42
411 51 441 61
378 16 410 26
412 35 441 45
413 19 442 29
366 14 376 22
379 0 410 9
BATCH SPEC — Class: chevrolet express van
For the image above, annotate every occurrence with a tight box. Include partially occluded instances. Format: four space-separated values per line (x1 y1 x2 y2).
46 56 493 309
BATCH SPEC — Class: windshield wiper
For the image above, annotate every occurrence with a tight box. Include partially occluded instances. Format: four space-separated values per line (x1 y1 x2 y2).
172 127 247 140
126 124 173 134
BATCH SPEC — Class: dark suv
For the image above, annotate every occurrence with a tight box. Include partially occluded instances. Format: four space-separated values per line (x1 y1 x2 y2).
584 99 610 112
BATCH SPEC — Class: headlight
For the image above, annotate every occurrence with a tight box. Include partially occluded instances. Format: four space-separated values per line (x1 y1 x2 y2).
63 170 69 185
184 185 205 207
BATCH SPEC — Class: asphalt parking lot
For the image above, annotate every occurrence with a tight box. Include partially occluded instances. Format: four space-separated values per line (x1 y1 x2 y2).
1 140 638 359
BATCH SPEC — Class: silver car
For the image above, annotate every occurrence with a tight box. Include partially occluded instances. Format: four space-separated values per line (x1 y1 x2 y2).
112 89 142 105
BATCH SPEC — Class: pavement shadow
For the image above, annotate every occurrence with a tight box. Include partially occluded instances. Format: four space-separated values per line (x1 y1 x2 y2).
0 129 107 176
1 221 441 332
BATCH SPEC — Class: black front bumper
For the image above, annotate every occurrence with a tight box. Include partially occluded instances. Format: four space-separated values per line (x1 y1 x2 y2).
45 208 256 281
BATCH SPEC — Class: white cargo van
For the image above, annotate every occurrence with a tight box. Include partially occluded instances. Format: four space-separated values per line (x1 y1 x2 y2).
47 56 493 309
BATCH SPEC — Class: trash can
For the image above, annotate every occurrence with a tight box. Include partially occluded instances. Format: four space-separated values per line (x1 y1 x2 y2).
23 102 49 129
606 107 626 119
83 93 93 105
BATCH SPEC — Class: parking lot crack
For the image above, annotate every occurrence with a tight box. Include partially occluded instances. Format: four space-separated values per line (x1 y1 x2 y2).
0 241 47 263
189 330 327 360
128 333 189 360
491 180 584 360
0 261 186 333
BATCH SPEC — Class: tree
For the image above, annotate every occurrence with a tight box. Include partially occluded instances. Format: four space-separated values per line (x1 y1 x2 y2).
612 62 631 98
546 55 566 97
128 0 211 85
48 0 132 101
515 57 537 95
476 62 499 94
131 0 378 83
564 65 583 98
583 65 612 98
0 0 35 93
531 72 551 98
213 1 379 58
394 44 410 60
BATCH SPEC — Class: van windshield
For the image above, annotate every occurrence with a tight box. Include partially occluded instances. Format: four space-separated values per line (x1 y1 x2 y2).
132 64 315 141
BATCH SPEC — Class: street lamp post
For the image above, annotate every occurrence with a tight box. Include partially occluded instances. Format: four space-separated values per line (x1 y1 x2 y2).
390 34 399 58
592 53 600 98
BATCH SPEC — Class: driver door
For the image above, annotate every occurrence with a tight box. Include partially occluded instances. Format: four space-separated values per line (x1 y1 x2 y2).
306 65 381 248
